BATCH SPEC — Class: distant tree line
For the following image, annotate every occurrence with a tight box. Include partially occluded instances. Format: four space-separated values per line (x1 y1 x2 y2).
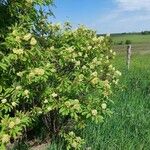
141 31 150 35
97 31 150 37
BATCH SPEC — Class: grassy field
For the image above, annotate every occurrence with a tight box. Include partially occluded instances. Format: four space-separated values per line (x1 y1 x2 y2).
112 34 150 56
48 35 150 150
112 34 150 44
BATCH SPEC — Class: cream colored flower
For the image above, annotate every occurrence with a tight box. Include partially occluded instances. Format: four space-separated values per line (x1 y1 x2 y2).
92 57 97 63
13 48 24 55
106 56 109 60
69 131 74 136
23 33 32 41
1 99 7 103
74 99 79 104
105 60 109 64
17 72 23 77
78 52 82 56
73 103 80 110
113 52 116 56
26 0 33 4
29 72 35 78
109 65 113 69
101 103 107 109
91 109 97 116
44 99 48 104
72 53 78 58
46 63 50 67
110 49 113 53
12 30 17 36
98 36 104 42
75 61 80 66
24 89 29 96
92 37 98 42
71 141 77 148
115 70 122 76
91 71 98 77
15 118 21 125
2 134 10 143
113 79 119 85
47 106 52 111
82 65 87 70
30 37 37 46
50 46 55 50
67 47 74 53
12 102 17 107
15 36 21 42
9 121 15 128
65 101 71 107
76 136 82 142
38 111 42 114
52 92 58 98
16 86 22 90
87 46 92 50
91 77 99 85
34 68 45 76
84 54 88 58
89 64 95 69
78 74 84 82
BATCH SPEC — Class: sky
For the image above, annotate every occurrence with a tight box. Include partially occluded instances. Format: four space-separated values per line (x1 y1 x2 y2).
51 0 150 34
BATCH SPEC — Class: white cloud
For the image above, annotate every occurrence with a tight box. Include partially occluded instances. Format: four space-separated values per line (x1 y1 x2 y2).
88 0 150 33
90 9 150 33
116 0 150 11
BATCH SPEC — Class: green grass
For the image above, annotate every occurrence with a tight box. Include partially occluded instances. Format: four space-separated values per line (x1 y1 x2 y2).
48 51 150 150
112 34 150 44
81 53 150 150
112 34 150 55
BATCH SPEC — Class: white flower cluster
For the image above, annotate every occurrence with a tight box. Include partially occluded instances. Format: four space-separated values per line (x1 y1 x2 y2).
91 109 98 116
30 37 37 46
1 99 7 103
26 0 33 4
24 89 30 98
23 33 32 41
51 92 58 98
16 86 22 90
66 47 74 53
13 48 24 55
29 68 45 77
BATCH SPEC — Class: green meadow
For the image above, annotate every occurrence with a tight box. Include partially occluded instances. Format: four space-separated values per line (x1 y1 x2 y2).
112 34 150 44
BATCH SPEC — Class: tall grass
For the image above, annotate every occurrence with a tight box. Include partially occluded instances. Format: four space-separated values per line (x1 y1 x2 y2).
81 53 150 150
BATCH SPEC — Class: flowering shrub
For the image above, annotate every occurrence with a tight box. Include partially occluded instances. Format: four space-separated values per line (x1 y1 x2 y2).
0 0 121 149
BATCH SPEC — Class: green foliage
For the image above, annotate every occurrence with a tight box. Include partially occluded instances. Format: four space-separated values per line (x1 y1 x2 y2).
0 1 121 149
125 39 132 45
118 41 124 45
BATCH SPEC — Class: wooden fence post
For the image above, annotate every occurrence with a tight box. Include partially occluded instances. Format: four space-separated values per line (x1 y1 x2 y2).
127 44 131 70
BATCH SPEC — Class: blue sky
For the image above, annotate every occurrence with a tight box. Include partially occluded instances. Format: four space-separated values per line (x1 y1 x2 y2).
51 0 150 34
